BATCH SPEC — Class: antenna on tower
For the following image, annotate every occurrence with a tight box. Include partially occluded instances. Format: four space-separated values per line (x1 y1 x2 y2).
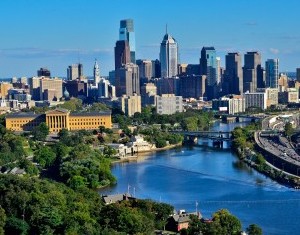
166 24 168 34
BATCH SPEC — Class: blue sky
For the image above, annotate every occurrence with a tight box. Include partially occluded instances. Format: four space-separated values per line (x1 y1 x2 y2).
0 0 299 77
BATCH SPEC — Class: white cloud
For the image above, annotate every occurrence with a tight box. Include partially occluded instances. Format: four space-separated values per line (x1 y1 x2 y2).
269 48 280 55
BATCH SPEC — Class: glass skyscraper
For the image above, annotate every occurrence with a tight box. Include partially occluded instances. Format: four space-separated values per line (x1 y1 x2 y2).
200 47 217 99
160 33 178 78
119 19 136 63
265 59 279 88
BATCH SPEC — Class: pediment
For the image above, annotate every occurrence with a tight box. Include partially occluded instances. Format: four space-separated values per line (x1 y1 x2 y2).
46 108 70 115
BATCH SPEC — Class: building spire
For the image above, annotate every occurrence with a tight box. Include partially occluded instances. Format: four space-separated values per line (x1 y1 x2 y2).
166 24 168 34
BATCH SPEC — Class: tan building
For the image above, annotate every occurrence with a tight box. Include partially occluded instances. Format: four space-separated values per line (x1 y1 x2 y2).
121 94 141 117
278 73 289 91
278 88 299 104
0 82 13 98
40 77 63 101
178 64 188 75
6 108 112 133
257 88 278 107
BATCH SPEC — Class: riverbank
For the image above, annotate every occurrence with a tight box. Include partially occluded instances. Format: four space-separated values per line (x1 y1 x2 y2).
111 143 182 164
231 124 300 188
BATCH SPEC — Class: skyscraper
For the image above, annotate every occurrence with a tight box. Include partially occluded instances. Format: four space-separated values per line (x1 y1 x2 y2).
160 31 178 78
224 52 243 95
119 19 136 63
136 59 152 82
114 40 130 71
116 63 140 97
243 52 264 92
265 59 279 88
67 64 83 80
37 68 51 77
200 47 217 99
296 68 300 82
93 59 100 84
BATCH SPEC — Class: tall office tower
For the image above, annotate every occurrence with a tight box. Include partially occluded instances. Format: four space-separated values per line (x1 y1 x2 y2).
151 59 161 78
136 59 152 82
296 68 300 82
116 63 140 97
216 57 221 85
160 31 178 78
224 52 243 95
93 59 101 84
243 52 265 92
265 59 279 88
200 47 217 100
37 68 51 77
119 19 136 63
114 40 130 71
67 64 83 80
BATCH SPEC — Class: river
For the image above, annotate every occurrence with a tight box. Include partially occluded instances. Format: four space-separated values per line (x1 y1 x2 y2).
100 120 300 235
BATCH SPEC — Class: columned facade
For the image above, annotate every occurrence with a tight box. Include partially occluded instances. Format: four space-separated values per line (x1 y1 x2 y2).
46 109 70 133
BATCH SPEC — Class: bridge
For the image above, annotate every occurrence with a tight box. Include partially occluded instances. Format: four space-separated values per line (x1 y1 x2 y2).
171 130 231 140
214 113 265 122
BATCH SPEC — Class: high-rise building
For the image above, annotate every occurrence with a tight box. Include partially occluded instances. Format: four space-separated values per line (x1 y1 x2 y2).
243 91 267 110
265 59 279 88
154 77 180 96
224 53 243 95
179 75 206 99
243 52 264 93
28 77 41 100
40 77 63 101
93 59 101 84
200 47 217 100
257 88 278 107
141 83 157 107
98 78 115 98
119 19 136 63
116 63 140 97
67 64 83 80
160 31 178 78
297 68 300 82
114 40 130 71
37 68 51 77
136 59 152 82
0 83 13 99
151 59 161 78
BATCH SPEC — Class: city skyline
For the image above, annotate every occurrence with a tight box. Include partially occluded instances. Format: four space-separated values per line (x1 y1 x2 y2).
0 0 299 77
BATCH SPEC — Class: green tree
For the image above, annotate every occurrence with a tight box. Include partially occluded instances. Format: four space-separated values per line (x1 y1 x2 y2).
31 122 49 141
58 98 82 112
4 217 29 235
0 207 6 235
34 146 56 168
246 224 263 235
208 209 242 235
284 122 294 139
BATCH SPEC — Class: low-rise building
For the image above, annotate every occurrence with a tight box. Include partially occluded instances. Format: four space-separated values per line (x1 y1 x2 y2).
120 94 141 117
5 108 112 133
212 95 245 114
278 88 299 104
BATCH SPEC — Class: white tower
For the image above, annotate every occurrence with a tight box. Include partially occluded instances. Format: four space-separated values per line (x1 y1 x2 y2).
93 59 101 84
160 27 178 78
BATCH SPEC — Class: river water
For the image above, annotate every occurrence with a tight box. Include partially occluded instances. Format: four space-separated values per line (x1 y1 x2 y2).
100 120 300 235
